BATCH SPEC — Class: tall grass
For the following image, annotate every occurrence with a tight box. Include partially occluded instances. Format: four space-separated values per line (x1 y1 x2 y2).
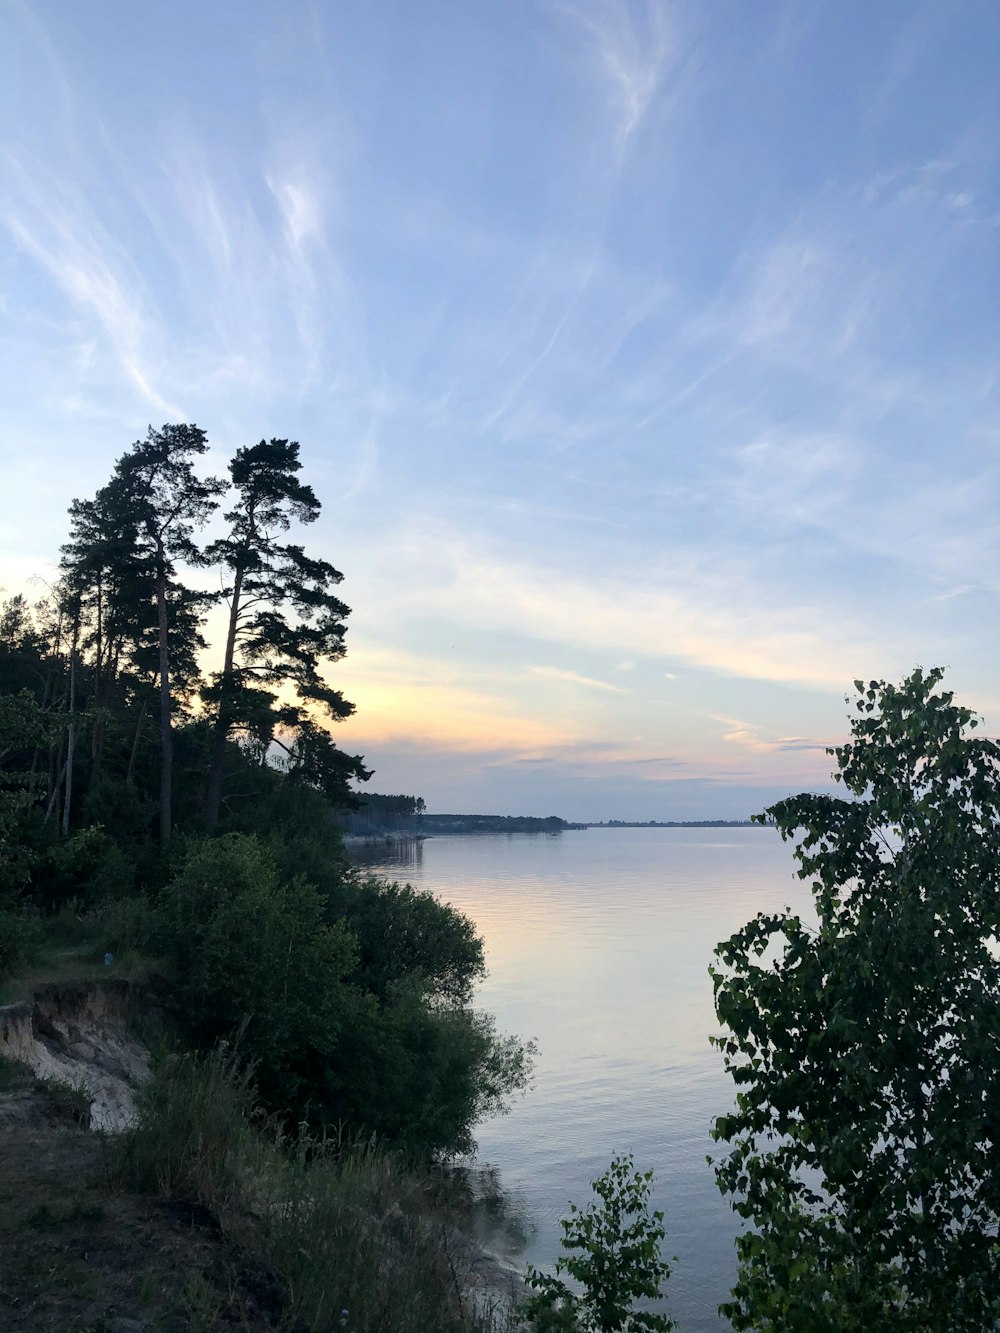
113 1045 520 1333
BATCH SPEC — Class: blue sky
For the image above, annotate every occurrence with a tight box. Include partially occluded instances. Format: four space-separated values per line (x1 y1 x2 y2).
2 0 998 819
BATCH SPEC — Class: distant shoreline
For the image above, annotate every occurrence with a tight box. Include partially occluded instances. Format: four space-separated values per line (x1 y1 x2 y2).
578 819 765 829
342 818 768 848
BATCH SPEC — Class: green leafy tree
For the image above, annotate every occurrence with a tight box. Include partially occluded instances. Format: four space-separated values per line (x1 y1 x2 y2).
344 876 486 1005
0 689 58 892
154 833 359 1114
201 438 366 830
522 1153 675 1332
710 667 1000 1331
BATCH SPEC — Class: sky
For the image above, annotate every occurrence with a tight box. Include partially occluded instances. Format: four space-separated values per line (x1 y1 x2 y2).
1 0 998 821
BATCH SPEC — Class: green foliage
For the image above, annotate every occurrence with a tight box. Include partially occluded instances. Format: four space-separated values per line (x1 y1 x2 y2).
711 667 1000 1330
346 875 486 1004
0 907 38 983
154 833 358 1116
116 1045 518 1333
149 834 532 1155
101 891 159 957
522 1154 675 1333
34 823 133 911
0 432 532 1165
0 688 58 895
330 996 534 1158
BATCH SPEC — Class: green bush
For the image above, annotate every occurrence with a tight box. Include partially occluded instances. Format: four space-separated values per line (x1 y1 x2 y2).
153 833 359 1117
35 824 133 911
345 875 486 1004
326 993 534 1157
522 1154 675 1333
151 833 533 1157
0 906 38 984
101 892 159 959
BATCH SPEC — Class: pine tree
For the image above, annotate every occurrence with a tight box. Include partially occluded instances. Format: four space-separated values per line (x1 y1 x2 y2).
202 439 366 830
99 425 224 843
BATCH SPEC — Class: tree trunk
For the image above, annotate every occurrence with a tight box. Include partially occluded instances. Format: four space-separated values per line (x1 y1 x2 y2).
203 565 244 833
126 693 149 786
88 580 106 797
155 550 173 845
61 639 77 836
45 758 68 821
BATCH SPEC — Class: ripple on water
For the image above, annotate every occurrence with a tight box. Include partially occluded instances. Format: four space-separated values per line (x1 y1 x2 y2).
360 827 801 1332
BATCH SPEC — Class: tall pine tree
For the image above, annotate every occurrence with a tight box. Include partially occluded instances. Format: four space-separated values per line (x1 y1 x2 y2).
99 425 224 843
202 439 366 831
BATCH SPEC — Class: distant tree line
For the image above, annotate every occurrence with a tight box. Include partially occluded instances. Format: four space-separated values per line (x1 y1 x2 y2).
419 813 574 834
335 792 427 837
593 819 757 828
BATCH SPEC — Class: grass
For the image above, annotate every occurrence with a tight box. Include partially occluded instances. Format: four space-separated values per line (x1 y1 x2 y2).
0 900 162 1004
0 1053 28 1091
112 1046 522 1333
0 1086 282 1331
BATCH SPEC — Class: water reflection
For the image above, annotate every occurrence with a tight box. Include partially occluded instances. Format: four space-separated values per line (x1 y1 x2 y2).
349 836 425 872
350 826 800 1331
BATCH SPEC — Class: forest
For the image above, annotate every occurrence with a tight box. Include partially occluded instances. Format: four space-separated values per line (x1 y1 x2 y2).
0 424 532 1158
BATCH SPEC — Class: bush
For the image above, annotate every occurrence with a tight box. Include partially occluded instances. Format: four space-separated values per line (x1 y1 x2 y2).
151 834 533 1157
153 833 359 1119
327 994 534 1158
0 906 38 984
35 824 133 911
101 892 160 962
345 875 486 1004
522 1154 675 1333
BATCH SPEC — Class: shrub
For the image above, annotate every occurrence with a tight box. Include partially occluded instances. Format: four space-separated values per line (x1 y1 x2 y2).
36 824 133 911
321 988 534 1158
153 833 359 1118
152 834 533 1157
116 1044 258 1212
522 1154 675 1333
345 875 486 1004
102 892 158 957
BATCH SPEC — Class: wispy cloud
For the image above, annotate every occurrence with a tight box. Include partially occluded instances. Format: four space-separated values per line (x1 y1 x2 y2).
528 665 629 693
713 715 834 755
1 150 185 418
1 0 997 818
359 525 886 691
553 0 673 151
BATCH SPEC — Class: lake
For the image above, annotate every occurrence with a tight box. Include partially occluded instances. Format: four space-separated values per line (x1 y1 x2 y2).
356 825 804 1330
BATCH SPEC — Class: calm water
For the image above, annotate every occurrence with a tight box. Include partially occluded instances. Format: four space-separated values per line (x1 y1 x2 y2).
358 826 804 1330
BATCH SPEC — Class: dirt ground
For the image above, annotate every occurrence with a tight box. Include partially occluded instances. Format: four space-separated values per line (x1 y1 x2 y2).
0 1063 285 1333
